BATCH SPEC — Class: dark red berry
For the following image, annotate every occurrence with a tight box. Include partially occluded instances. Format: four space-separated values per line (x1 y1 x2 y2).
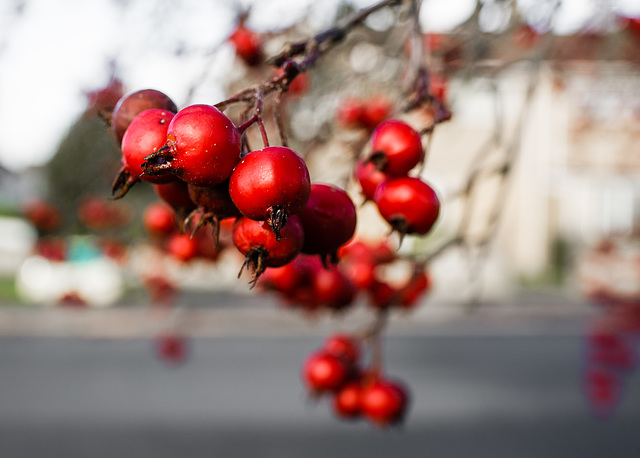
298 183 357 264
112 89 177 146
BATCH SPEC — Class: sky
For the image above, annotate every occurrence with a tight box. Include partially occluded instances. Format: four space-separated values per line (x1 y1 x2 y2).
0 0 639 172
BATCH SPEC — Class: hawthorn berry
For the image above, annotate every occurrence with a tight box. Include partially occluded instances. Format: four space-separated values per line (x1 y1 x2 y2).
232 215 304 284
360 377 410 427
354 158 389 202
369 119 424 177
374 176 440 239
298 183 357 264
323 334 361 364
332 381 363 420
302 350 351 394
111 89 177 146
143 202 177 238
113 108 176 198
229 146 311 241
141 104 242 187
229 24 263 67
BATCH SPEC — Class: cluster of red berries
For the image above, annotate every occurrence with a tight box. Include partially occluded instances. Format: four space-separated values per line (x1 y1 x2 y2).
583 301 640 418
302 333 410 427
111 89 363 285
258 238 431 313
356 119 440 239
337 96 393 131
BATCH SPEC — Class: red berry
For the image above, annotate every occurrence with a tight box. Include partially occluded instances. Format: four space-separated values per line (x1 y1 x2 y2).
398 267 431 309
298 184 357 264
229 24 263 67
155 333 189 366
232 216 304 284
332 381 363 420
141 104 242 187
113 109 176 197
143 202 176 237
229 146 310 241
368 280 398 309
166 233 199 262
374 176 440 237
360 96 392 130
369 120 424 177
355 158 389 202
337 98 364 128
112 89 177 146
302 350 351 393
22 199 61 232
323 334 361 364
360 378 410 426
312 265 357 311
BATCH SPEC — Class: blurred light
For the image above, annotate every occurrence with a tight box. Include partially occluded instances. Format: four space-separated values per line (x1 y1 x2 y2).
420 0 477 32
349 42 380 73
479 2 511 33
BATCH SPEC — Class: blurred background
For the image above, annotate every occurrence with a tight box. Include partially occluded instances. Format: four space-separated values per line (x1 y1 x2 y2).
0 0 639 457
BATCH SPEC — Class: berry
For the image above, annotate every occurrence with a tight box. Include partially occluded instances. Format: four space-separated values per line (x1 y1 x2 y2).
323 334 361 364
155 333 189 366
355 158 389 202
113 109 176 198
229 24 263 67
312 265 357 311
166 233 199 262
360 378 410 426
373 176 440 238
232 215 304 284
369 120 424 176
302 350 351 393
143 202 177 237
333 381 363 420
298 183 357 264
112 89 177 146
141 104 242 187
229 146 311 241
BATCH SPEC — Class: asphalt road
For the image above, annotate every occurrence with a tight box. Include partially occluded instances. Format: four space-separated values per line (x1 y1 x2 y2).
0 328 639 458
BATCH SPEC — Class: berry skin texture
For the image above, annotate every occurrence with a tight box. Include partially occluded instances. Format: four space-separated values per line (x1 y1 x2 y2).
229 146 311 240
142 104 242 187
302 350 351 393
112 89 177 146
298 183 357 263
374 176 440 237
369 120 424 177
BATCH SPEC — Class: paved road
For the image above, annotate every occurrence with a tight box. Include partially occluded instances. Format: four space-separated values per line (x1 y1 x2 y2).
0 328 638 458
